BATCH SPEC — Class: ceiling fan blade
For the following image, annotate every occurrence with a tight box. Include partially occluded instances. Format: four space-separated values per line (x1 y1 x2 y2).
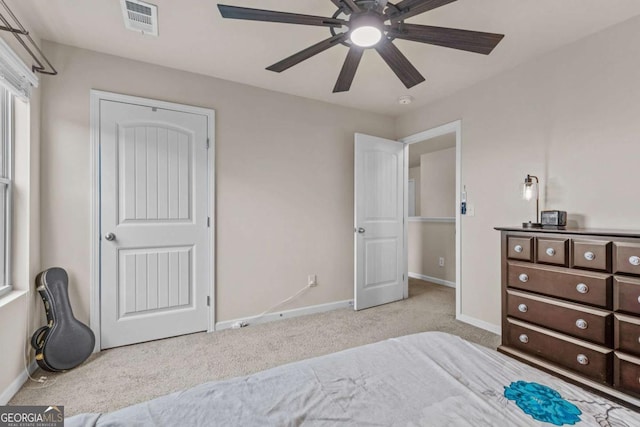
374 39 425 89
267 34 348 73
388 0 457 22
218 5 346 28
342 0 362 13
389 24 504 55
329 0 362 13
333 47 365 93
376 0 389 13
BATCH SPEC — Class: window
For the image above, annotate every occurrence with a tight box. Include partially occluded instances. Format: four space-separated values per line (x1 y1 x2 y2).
0 86 11 297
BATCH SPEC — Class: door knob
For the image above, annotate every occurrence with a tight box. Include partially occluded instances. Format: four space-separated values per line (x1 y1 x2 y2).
357 228 366 234
104 233 116 241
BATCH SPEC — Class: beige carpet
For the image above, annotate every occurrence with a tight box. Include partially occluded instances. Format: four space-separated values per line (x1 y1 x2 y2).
10 279 500 416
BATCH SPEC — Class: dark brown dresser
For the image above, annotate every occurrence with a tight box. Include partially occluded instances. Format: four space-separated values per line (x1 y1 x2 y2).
496 227 640 408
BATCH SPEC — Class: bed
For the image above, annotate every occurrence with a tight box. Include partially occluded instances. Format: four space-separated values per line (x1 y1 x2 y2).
66 332 640 426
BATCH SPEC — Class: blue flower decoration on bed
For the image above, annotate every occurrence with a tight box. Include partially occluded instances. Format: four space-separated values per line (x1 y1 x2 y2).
504 381 582 425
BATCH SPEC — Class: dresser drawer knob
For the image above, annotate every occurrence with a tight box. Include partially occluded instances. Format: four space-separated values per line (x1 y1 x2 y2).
519 334 529 344
518 304 528 313
576 354 589 365
546 247 556 256
575 319 588 330
576 283 589 294
518 273 529 283
514 245 524 253
630 256 640 266
584 251 596 261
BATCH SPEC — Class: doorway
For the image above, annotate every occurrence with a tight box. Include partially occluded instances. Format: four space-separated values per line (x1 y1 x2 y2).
400 121 462 318
90 91 215 350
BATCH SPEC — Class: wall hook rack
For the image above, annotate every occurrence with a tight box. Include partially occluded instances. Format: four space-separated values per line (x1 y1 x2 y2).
0 0 57 75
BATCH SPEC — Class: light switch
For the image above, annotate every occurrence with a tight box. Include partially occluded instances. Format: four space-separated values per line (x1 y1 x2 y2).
466 204 475 216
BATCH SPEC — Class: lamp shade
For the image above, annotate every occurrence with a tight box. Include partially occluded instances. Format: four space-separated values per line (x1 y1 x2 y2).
521 174 541 228
522 178 538 201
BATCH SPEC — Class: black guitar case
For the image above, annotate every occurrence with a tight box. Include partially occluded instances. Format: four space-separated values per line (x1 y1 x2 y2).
31 267 95 372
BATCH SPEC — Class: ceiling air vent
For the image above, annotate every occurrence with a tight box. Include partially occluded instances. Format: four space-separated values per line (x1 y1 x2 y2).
120 0 158 36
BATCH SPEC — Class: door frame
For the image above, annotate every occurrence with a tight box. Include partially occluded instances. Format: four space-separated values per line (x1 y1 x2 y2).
399 120 462 319
89 90 215 352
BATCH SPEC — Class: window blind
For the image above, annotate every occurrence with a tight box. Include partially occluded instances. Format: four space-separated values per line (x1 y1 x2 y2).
0 36 38 100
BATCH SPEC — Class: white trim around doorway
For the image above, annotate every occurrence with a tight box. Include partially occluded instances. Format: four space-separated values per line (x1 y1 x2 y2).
399 120 462 321
89 90 216 352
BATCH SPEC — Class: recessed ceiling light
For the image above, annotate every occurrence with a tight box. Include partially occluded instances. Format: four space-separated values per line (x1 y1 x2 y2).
398 95 414 105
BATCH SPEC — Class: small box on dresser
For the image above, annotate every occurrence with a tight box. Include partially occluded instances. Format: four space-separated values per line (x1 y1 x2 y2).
496 226 640 409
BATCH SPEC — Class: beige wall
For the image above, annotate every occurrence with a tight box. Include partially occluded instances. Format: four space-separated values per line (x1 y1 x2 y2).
397 15 640 328
408 167 420 216
408 148 456 283
408 221 455 283
0 295 27 402
419 148 456 218
38 41 396 325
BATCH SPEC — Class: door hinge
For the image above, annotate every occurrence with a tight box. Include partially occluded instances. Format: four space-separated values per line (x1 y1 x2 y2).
207 217 210 227
206 138 210 149
207 296 210 306
403 274 405 281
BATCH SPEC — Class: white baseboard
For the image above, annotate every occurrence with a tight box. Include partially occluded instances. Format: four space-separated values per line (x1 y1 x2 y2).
456 313 501 336
409 272 455 288
0 360 37 405
216 299 353 331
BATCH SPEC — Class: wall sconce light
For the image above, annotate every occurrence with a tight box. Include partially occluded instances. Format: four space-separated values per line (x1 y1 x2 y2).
522 174 542 228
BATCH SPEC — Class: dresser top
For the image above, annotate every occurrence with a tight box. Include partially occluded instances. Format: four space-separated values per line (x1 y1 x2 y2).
494 226 640 238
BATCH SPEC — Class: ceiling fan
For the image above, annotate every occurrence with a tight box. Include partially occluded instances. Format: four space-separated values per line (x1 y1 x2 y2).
217 0 504 93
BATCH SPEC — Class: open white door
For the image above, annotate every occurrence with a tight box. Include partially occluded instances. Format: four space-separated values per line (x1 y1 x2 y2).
354 133 405 310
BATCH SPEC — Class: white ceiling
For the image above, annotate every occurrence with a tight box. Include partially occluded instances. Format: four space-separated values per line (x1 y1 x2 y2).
11 0 640 116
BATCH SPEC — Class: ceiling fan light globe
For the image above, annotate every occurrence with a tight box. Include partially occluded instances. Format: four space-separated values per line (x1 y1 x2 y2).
350 26 382 47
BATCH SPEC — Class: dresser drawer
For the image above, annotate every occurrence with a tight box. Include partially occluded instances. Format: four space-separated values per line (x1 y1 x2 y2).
507 236 534 262
614 242 640 276
614 276 640 315
508 261 612 308
537 238 568 266
615 314 640 356
507 290 612 346
572 239 612 272
614 352 640 396
506 319 612 384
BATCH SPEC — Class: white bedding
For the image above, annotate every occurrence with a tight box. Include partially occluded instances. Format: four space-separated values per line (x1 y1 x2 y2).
67 332 640 426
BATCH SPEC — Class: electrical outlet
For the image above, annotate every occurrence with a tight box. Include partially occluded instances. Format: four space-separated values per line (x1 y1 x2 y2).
308 274 318 287
439 257 445 267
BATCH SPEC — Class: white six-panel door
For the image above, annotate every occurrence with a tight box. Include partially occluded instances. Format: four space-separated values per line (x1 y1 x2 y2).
100 100 209 349
354 133 405 310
